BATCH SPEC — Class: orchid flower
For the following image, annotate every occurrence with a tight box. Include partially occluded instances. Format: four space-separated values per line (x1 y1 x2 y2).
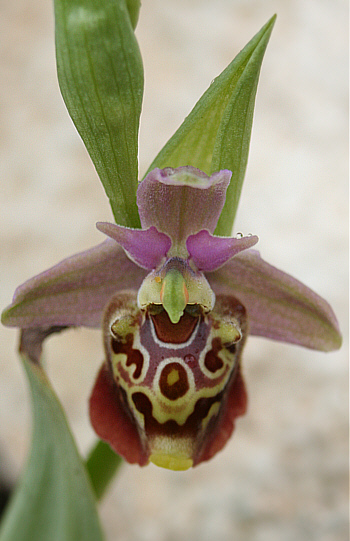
1 4 343 541
2 166 341 471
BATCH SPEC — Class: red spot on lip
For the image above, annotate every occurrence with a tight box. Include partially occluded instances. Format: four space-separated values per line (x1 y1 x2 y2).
184 354 196 367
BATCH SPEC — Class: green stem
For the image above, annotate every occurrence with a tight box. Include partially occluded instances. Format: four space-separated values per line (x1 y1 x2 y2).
85 440 123 501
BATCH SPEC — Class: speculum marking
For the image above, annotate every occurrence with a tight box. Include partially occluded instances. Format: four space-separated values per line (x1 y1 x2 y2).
159 362 189 400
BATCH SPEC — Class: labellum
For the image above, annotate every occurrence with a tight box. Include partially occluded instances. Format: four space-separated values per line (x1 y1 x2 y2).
90 291 248 470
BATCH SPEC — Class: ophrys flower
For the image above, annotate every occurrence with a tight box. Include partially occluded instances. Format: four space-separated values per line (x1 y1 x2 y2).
2 167 341 470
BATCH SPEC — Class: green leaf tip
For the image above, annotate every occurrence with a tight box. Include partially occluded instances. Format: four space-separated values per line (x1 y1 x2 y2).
126 0 141 29
147 15 277 237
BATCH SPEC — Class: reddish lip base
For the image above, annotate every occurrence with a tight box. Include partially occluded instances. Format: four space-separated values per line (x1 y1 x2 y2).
89 363 149 466
89 360 247 468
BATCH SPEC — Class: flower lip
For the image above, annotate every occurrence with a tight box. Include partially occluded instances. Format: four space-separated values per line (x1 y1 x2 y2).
92 290 249 469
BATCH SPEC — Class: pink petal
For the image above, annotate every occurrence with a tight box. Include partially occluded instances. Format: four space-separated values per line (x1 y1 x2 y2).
96 222 171 269
137 167 232 246
187 230 259 271
208 250 342 352
2 240 147 328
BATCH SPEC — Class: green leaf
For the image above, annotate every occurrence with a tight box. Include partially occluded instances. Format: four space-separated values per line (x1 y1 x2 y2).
86 440 123 500
147 16 276 236
0 349 104 541
54 0 144 228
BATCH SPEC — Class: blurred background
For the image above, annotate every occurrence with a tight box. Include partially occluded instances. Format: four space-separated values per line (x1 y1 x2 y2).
0 0 348 540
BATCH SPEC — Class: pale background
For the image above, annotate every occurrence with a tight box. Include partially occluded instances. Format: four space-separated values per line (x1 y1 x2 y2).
0 0 348 540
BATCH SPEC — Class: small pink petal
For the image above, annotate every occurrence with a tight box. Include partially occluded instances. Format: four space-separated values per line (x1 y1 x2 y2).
187 230 259 271
96 222 171 269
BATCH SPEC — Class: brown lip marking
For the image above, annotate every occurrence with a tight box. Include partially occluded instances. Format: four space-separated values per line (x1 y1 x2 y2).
111 334 144 379
159 362 189 400
204 337 224 373
150 310 198 344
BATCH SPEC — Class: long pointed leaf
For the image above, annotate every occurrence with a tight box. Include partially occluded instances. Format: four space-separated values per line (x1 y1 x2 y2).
55 0 143 227
146 16 276 236
212 16 276 235
0 334 104 541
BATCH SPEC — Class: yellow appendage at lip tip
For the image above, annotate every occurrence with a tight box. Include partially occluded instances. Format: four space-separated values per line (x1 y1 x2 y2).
150 453 193 471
